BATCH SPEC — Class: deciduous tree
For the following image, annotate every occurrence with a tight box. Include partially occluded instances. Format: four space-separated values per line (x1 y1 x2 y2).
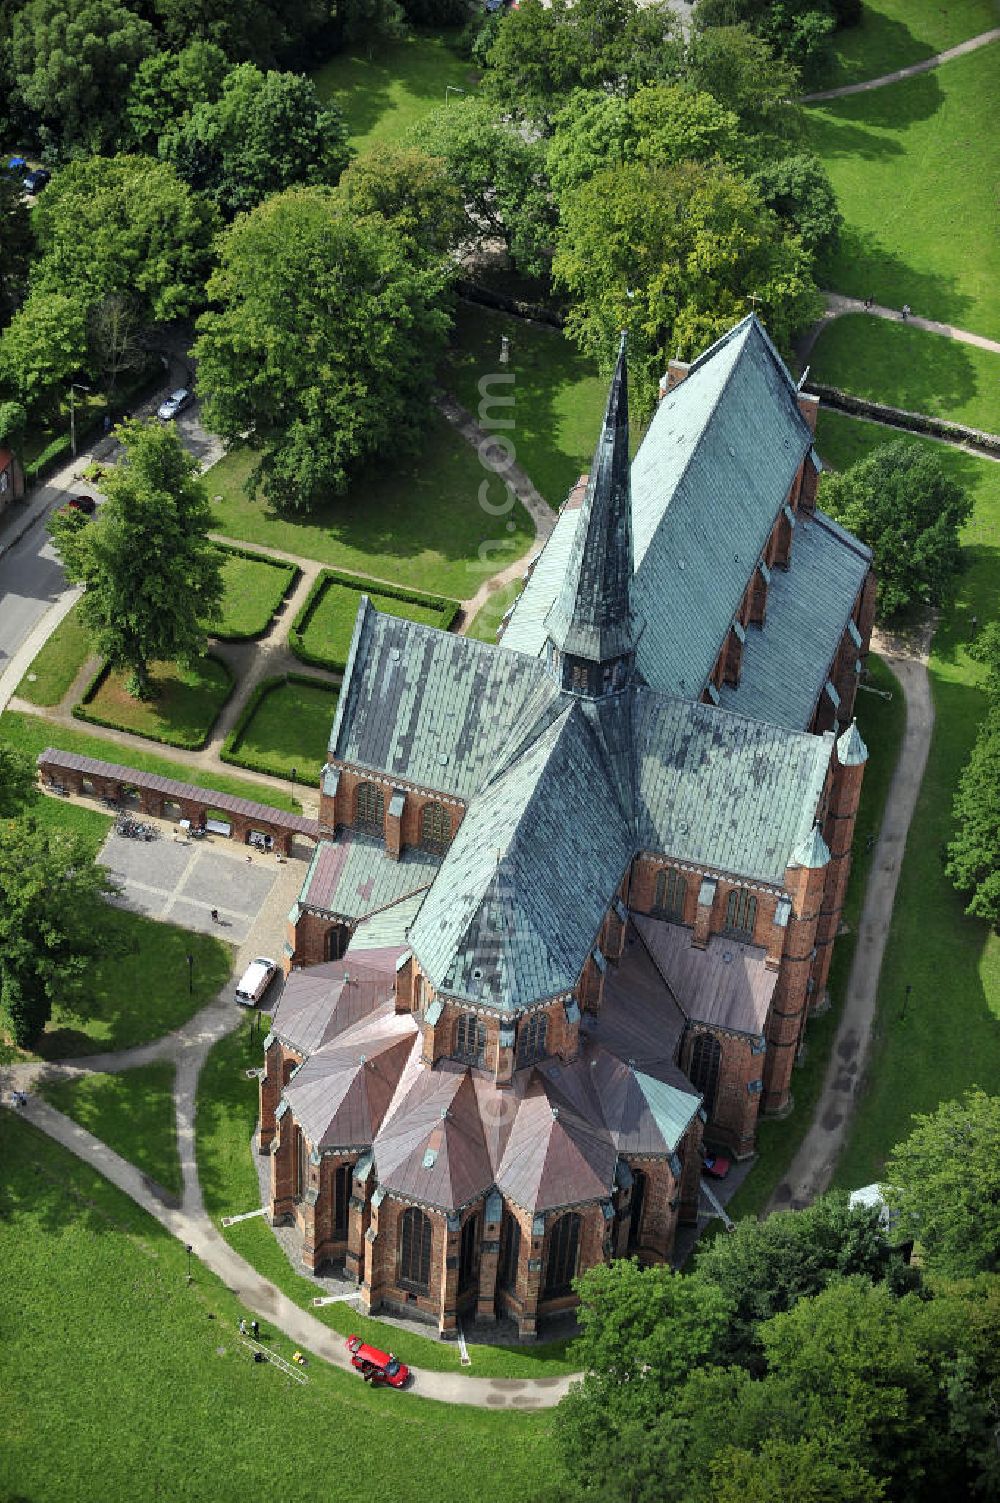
820 441 972 619
123 39 229 151
48 418 223 697
884 1090 1000 1275
194 187 453 509
0 168 33 323
338 143 465 258
0 290 88 417
0 818 124 1047
0 745 36 816
752 151 842 256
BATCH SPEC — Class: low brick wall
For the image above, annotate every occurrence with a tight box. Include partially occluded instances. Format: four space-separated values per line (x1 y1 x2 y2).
813 383 1000 457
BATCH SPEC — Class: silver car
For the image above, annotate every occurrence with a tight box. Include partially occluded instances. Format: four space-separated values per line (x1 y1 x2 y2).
157 388 192 421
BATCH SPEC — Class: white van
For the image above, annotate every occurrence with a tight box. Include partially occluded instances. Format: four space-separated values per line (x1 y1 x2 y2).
235 956 279 1008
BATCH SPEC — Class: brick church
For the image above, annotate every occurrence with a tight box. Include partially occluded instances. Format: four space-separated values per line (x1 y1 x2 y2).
257 315 876 1338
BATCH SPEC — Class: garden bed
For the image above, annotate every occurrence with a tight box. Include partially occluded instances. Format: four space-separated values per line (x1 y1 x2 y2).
290 569 458 672
212 545 299 641
221 674 338 785
74 655 235 750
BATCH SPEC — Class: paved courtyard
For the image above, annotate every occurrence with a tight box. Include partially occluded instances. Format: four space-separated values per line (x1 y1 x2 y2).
100 831 280 944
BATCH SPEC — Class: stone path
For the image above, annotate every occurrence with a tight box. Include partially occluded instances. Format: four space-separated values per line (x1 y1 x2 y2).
768 630 934 1211
799 292 1000 368
800 28 1000 103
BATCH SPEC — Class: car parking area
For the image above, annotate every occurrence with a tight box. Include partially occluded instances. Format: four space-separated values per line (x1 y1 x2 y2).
99 830 279 944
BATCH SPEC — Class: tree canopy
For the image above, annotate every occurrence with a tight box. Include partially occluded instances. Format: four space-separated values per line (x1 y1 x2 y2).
0 817 125 1047
11 0 158 152
49 417 223 697
820 441 973 619
338 143 465 259
0 289 88 416
123 39 229 152
884 1089 1000 1276
0 745 36 817
159 62 350 219
194 186 453 509
0 167 33 324
692 0 848 81
947 624 1000 928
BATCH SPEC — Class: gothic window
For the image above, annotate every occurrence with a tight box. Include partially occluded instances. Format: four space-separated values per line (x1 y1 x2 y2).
498 1211 521 1291
628 1168 647 1251
544 1212 581 1298
333 1161 353 1238
724 887 757 940
517 1011 548 1067
296 1128 308 1201
398 1206 432 1293
570 663 589 693
413 973 424 1016
354 781 384 832
458 1212 480 1294
654 868 687 922
325 924 349 961
689 1032 722 1118
421 801 451 851
455 1012 486 1066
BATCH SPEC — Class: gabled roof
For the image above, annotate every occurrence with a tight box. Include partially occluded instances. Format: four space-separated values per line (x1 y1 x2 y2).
631 316 813 697
374 1066 494 1211
634 916 776 1038
500 497 583 658
495 1071 617 1213
283 1004 418 1150
719 509 871 730
329 602 549 799
271 958 395 1056
408 702 633 1011
539 1045 700 1157
299 831 439 920
633 690 833 885
544 334 635 664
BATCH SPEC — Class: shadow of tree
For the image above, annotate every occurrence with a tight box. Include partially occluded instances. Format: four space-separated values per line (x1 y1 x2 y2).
809 316 989 426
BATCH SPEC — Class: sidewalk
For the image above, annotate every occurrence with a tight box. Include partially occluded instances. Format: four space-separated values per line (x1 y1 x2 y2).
801 28 1000 103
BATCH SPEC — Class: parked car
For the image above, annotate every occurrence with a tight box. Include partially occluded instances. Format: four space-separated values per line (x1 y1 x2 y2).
7 156 28 177
65 494 97 516
157 388 192 421
702 1152 731 1180
345 1336 410 1388
234 956 279 1008
22 168 50 195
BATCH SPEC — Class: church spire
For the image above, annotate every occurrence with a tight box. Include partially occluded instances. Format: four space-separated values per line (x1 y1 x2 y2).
544 333 635 696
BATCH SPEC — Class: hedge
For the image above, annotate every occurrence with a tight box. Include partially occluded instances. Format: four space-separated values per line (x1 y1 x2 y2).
24 360 166 486
813 385 1000 456
210 543 300 643
288 568 460 673
72 653 235 751
219 671 336 786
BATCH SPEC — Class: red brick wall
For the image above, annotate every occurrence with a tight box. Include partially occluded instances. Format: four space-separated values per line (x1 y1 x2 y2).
682 1028 761 1158
324 762 466 855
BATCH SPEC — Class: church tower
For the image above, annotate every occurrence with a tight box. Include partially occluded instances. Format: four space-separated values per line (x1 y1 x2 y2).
543 333 635 698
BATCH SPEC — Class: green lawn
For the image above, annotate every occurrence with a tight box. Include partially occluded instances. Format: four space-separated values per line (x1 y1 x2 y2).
447 302 609 508
37 1062 182 1197
196 1025 576 1378
12 909 234 1062
725 653 907 1218
225 677 338 784
76 656 234 750
17 600 93 707
0 1113 557 1503
294 578 454 671
207 410 535 602
810 316 1000 433
214 548 297 640
810 411 1000 1190
0 709 304 813
808 45 1000 337
824 0 999 87
312 32 475 151
466 579 526 643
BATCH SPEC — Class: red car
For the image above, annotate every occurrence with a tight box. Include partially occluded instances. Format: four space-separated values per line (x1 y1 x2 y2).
345 1335 410 1388
61 494 97 517
702 1152 731 1180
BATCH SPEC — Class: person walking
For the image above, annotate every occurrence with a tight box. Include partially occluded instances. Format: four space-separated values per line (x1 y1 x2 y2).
901 303 911 321
210 908 219 923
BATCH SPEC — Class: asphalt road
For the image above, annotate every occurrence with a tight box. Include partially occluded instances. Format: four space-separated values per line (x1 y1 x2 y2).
0 378 221 686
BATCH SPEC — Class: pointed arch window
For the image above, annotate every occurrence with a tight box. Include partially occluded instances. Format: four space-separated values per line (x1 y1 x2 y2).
517 1012 548 1067
455 1012 486 1067
333 1161 353 1238
544 1212 581 1298
459 1212 481 1294
398 1206 432 1293
296 1128 308 1201
654 868 687 922
421 801 451 851
689 1032 722 1118
354 781 384 832
498 1211 521 1291
724 887 757 940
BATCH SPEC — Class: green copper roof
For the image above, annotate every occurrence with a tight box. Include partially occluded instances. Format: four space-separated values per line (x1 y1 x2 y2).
719 510 871 730
633 691 833 886
789 824 831 870
544 334 635 665
837 719 869 766
501 505 582 657
630 316 813 698
408 702 633 1011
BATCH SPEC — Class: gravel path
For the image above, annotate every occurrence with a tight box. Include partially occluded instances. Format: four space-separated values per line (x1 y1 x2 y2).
800 28 1000 103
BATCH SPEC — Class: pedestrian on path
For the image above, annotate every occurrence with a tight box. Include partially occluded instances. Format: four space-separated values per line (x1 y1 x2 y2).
901 303 911 321
864 294 874 310
210 908 219 923
239 1318 248 1336
251 1319 259 1340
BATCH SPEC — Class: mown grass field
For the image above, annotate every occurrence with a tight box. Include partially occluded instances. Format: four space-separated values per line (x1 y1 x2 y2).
809 316 1000 433
17 600 93 707
195 1025 576 1379
447 302 609 508
77 656 234 750
0 1112 557 1503
226 677 338 784
207 411 534 602
0 709 303 813
38 1062 182 1196
312 32 475 151
808 45 1000 337
466 579 526 643
295 580 452 670
214 548 297 639
810 411 1000 1189
824 0 999 86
